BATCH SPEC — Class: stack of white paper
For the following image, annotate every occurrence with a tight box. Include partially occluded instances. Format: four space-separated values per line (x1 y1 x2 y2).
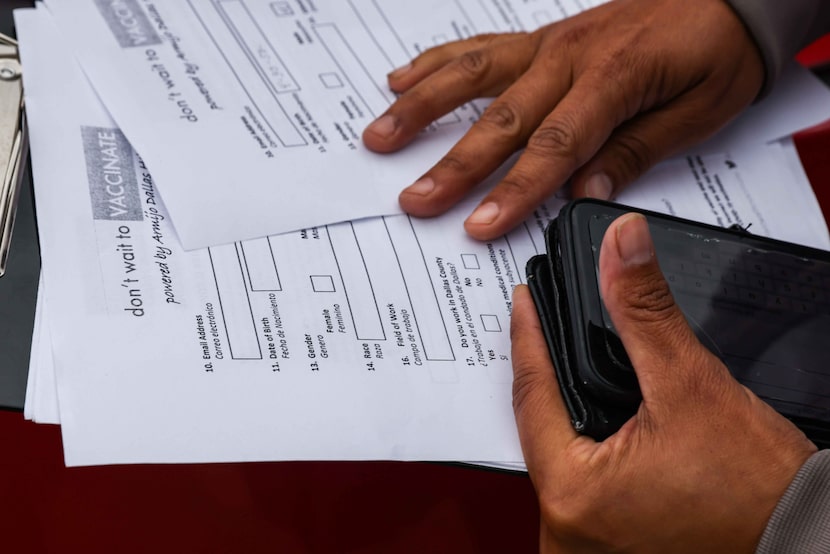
15 1 830 468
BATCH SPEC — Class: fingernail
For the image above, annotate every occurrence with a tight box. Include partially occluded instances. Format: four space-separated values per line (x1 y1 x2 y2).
616 213 654 267
404 177 435 196
467 202 500 226
388 63 412 79
366 114 398 138
585 173 613 200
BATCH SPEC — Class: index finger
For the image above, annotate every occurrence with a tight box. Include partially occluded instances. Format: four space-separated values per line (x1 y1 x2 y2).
362 33 538 154
465 69 635 239
511 285 582 476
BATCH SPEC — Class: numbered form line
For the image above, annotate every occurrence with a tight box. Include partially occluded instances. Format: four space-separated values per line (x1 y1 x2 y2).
384 216 455 363
208 243 263 360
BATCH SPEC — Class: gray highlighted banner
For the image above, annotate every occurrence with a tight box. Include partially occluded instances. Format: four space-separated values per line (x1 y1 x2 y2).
81 126 143 221
93 0 161 48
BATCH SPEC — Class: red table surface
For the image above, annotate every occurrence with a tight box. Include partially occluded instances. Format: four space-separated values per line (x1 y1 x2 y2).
0 409 538 552
2 86 830 554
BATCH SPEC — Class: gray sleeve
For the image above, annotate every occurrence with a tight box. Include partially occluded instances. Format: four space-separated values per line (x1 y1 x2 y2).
725 0 830 96
756 450 830 553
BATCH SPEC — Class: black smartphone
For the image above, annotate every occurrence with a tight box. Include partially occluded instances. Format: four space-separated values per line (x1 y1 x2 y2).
527 199 830 447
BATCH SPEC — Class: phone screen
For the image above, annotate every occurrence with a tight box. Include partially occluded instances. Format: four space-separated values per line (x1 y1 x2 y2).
586 213 830 423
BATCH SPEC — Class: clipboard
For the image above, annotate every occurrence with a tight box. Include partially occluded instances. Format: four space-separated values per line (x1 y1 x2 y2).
0 32 27 277
0 9 39 412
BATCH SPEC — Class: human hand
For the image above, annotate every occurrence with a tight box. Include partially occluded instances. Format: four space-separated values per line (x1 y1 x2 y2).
510 213 816 552
363 0 764 241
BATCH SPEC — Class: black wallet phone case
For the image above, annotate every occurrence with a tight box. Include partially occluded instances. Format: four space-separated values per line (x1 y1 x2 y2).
526 241 636 442
527 199 830 448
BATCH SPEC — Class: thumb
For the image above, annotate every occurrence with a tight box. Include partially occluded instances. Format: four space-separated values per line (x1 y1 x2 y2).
598 212 724 401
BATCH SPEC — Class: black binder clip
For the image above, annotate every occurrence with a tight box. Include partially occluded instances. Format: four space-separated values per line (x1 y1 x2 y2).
0 31 27 277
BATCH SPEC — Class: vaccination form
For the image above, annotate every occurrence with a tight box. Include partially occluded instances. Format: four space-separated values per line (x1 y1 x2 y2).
42 0 611 249
41 0 830 250
18 6 830 466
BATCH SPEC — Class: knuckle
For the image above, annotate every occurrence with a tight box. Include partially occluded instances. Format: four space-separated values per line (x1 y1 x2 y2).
478 101 524 138
410 46 437 63
454 49 490 82
556 23 592 47
510 362 538 414
472 33 500 46
537 21 589 54
513 362 533 412
602 39 647 78
612 133 655 179
434 152 472 175
396 87 430 114
526 119 579 164
497 171 538 203
595 57 644 120
475 31 530 50
623 275 677 326
419 36 487 64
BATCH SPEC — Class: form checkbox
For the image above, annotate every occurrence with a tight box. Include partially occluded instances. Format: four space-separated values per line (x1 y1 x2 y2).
461 253 480 270
319 72 344 89
481 314 502 333
310 275 336 293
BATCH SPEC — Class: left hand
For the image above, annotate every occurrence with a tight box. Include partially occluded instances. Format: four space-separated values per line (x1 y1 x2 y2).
510 212 815 552
362 0 763 240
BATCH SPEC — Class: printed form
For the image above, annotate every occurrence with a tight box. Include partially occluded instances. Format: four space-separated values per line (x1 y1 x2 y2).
42 0 830 249
17 7 830 466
